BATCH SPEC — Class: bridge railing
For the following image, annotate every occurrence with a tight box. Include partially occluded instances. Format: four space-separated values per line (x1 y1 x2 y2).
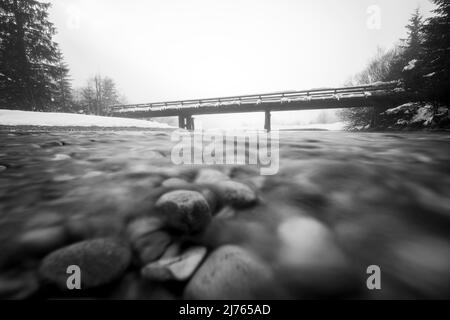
111 81 403 113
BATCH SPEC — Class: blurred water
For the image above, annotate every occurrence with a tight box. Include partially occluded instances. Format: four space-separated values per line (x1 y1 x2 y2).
0 129 449 299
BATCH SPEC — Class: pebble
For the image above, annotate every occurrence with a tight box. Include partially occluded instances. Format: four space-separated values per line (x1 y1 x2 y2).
214 206 235 219
39 238 131 289
277 217 355 297
52 154 71 161
65 215 124 240
0 165 7 172
277 217 348 269
142 246 207 282
134 231 172 265
195 169 229 184
160 242 182 259
126 217 164 243
155 190 212 234
184 245 281 299
24 212 64 229
200 188 218 214
161 178 189 188
17 225 68 255
215 181 257 208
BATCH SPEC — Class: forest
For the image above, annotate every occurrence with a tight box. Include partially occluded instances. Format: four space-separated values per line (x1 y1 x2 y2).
1 0 449 129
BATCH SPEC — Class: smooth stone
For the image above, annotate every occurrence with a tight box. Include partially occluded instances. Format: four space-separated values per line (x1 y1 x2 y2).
53 174 76 182
155 190 212 234
195 169 229 184
184 245 280 299
39 238 131 289
215 206 235 219
277 217 348 269
200 188 218 214
82 171 104 179
65 215 124 240
126 217 164 243
276 217 354 297
161 178 189 188
215 181 257 208
142 246 207 282
52 154 71 161
134 231 172 265
25 212 64 229
17 226 67 255
161 242 182 259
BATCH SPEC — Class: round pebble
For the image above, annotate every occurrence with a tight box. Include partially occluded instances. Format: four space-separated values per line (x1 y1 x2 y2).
195 169 229 184
215 181 257 208
17 226 67 255
39 238 131 289
184 245 282 299
126 217 164 243
161 178 189 188
155 190 212 234
134 231 172 265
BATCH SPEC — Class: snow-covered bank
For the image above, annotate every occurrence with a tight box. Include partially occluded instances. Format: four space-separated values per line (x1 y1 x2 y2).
0 109 172 128
379 103 450 130
274 122 345 131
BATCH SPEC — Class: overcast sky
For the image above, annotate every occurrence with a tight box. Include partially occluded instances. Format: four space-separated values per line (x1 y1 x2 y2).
48 0 436 128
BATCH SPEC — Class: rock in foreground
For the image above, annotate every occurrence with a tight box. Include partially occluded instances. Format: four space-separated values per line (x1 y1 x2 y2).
39 238 131 290
155 190 212 234
184 245 283 299
142 246 207 282
215 181 257 208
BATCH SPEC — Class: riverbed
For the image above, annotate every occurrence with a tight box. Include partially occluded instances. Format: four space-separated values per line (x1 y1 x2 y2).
0 128 449 299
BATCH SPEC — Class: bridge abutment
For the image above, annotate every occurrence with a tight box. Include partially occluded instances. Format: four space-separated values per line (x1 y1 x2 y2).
178 115 185 129
264 110 271 132
178 115 194 130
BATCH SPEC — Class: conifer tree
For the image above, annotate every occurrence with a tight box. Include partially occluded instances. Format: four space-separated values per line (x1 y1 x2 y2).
421 0 450 104
0 0 67 110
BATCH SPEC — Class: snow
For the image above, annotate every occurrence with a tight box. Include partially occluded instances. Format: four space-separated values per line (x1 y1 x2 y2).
275 122 345 131
384 102 419 115
0 109 172 128
403 59 417 71
423 72 436 78
411 105 434 125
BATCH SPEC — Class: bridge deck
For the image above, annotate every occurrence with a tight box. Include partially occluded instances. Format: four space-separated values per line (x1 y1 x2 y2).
110 82 413 130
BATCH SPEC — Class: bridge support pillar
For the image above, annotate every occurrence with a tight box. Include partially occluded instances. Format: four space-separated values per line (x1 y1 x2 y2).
178 115 186 129
186 115 194 130
264 110 271 132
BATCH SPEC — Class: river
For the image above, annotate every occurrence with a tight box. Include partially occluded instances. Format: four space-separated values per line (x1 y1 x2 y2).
0 128 449 299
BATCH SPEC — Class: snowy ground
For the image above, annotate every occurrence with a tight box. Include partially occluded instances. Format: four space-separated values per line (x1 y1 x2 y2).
274 122 345 131
0 109 171 128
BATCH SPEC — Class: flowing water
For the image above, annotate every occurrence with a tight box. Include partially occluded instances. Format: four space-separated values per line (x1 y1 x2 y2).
0 128 449 299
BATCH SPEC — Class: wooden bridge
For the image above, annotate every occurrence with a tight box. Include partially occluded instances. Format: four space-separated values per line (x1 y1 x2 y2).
111 82 413 131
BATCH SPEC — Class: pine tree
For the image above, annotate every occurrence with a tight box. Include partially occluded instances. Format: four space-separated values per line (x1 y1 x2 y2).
0 0 63 110
398 8 425 92
421 0 450 104
52 49 73 112
403 9 424 62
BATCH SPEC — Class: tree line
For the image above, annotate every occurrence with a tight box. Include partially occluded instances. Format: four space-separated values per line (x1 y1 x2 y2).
340 0 449 129
0 0 124 115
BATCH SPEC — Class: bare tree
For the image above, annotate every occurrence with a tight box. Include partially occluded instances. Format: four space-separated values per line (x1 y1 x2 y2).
79 75 121 115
